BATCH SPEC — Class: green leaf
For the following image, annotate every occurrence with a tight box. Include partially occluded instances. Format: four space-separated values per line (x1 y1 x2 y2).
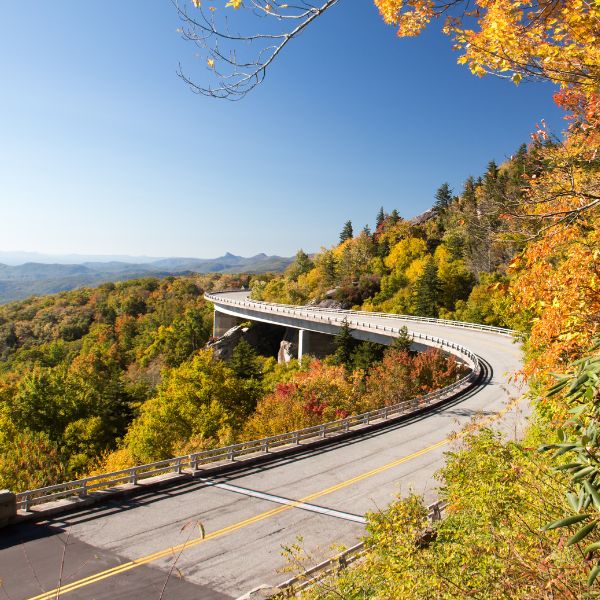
567 492 579 512
589 563 600 587
545 513 590 531
567 521 597 546
584 481 600 511
573 466 596 482
555 462 583 471
584 541 600 554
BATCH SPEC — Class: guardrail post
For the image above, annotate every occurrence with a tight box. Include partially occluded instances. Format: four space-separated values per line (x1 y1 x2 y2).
228 448 235 461
320 425 326 439
263 439 269 453
176 458 182 474
383 407 388 420
22 492 31 513
344 420 349 432
130 468 138 485
293 431 300 445
79 479 88 499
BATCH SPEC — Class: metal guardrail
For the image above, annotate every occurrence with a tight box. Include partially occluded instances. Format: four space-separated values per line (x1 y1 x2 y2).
245 501 447 598
15 291 499 512
206 291 483 371
16 372 477 512
205 291 515 337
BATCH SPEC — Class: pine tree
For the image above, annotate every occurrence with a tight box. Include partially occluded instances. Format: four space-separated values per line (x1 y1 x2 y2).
330 320 357 368
362 224 372 237
321 251 337 287
351 341 384 372
389 209 400 224
339 220 353 243
413 259 441 318
433 182 453 214
230 339 261 379
392 325 413 353
376 206 385 229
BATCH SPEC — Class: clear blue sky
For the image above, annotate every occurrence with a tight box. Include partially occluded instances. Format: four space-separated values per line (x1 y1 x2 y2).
0 2 564 259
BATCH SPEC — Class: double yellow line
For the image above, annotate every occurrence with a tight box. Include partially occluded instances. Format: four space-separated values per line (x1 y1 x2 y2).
29 396 520 599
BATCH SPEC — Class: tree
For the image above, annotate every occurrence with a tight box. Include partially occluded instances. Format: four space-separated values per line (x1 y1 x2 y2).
339 220 354 244
433 182 453 214
330 320 357 368
413 258 441 317
376 207 386 229
392 325 413 353
229 339 261 380
177 0 599 109
287 249 314 281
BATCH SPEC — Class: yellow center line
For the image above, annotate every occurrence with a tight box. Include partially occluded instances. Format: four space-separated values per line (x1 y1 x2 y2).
28 395 521 600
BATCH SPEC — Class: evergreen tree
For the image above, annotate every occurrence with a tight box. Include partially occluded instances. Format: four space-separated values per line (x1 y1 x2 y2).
230 339 261 379
321 251 337 287
433 182 453 214
462 176 477 208
389 209 400 224
392 325 413 353
413 259 441 318
330 320 357 368
376 206 385 229
351 341 384 372
339 220 354 244
362 224 372 237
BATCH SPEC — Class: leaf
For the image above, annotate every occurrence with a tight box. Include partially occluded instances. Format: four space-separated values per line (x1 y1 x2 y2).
584 541 600 554
584 481 600 511
567 521 597 546
544 513 590 530
589 563 600 587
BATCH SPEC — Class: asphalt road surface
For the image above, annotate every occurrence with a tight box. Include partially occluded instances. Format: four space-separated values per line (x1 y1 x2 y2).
0 297 526 600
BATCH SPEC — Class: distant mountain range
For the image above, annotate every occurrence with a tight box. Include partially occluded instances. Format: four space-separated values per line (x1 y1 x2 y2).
0 252 292 304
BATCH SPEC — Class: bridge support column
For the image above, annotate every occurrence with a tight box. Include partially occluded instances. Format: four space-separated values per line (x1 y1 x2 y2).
213 310 241 338
298 329 307 360
297 329 336 360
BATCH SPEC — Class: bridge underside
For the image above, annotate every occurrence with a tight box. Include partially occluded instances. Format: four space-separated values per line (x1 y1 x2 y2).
213 307 423 362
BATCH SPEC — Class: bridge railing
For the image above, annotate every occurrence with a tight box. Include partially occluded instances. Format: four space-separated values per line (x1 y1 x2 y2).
206 291 483 372
205 291 514 336
16 366 478 512
249 500 447 598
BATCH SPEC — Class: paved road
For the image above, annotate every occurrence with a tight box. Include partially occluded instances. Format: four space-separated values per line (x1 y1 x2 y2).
0 296 526 600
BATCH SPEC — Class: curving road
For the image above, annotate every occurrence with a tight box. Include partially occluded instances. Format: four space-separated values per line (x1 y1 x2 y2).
0 293 527 600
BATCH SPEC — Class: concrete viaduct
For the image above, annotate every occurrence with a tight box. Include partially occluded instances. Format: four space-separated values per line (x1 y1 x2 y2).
0 292 526 600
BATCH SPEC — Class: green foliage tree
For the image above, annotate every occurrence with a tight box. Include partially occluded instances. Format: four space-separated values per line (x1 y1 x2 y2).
413 259 441 317
339 220 354 244
330 320 357 368
433 182 453 214
286 249 314 281
230 339 261 380
392 325 413 353
376 206 386 230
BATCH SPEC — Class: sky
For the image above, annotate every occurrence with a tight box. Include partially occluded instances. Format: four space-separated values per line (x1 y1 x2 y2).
0 2 565 260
